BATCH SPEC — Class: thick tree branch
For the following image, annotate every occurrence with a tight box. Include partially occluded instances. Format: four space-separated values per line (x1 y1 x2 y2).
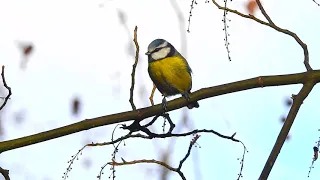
211 0 312 71
0 70 319 153
0 66 12 111
259 82 315 179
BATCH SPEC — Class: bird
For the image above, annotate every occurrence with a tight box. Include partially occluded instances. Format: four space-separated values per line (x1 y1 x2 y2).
145 39 199 111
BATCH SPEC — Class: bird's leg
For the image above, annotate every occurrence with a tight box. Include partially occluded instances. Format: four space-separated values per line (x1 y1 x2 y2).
161 96 168 112
182 91 191 102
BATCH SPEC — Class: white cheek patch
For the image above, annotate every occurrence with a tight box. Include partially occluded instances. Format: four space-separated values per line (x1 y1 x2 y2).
151 47 171 60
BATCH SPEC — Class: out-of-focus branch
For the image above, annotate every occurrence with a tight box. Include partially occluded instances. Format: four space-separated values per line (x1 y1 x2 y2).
0 70 320 153
0 66 12 111
211 0 312 71
259 82 315 179
129 26 139 110
0 167 10 180
313 0 320 6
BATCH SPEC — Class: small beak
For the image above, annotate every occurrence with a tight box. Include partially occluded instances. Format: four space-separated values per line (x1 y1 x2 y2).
145 51 151 55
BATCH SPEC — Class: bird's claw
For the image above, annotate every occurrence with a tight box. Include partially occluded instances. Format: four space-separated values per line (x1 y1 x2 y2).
183 91 191 101
162 97 168 112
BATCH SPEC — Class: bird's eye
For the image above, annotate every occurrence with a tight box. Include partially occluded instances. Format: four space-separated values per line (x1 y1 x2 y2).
154 48 161 52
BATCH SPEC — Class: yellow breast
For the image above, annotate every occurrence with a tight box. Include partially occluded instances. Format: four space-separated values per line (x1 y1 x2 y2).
148 56 192 95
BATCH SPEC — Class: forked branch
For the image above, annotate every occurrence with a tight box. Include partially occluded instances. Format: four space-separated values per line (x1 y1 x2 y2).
211 0 312 71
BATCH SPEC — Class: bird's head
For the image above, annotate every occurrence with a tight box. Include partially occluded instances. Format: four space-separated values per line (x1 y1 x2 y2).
145 39 175 62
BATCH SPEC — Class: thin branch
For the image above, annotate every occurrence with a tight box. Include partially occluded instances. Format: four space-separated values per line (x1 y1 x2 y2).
211 0 312 71
259 82 315 179
109 159 186 180
107 135 201 180
82 129 243 148
123 113 175 137
177 134 200 170
308 138 319 177
0 167 10 180
237 141 248 180
0 70 320 153
0 66 12 111
66 128 247 179
255 0 275 26
187 0 197 33
129 26 139 111
223 0 232 61
109 124 126 180
63 146 87 180
149 84 156 106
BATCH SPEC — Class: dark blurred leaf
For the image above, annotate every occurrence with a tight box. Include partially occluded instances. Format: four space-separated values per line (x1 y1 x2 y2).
182 111 189 128
17 42 34 57
82 158 92 169
247 0 258 15
285 98 293 107
117 10 126 25
286 134 291 141
14 110 25 125
280 116 286 123
71 97 81 116
17 42 34 70
23 45 33 56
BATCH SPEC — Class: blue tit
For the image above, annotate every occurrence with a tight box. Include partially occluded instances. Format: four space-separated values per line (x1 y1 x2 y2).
145 39 199 110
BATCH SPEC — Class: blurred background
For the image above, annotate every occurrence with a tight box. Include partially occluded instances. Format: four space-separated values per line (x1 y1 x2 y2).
0 0 320 179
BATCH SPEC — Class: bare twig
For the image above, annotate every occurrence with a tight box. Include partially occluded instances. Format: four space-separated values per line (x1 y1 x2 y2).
237 141 248 180
177 134 200 171
187 0 197 33
129 26 139 111
255 0 275 25
149 84 156 106
109 124 127 180
223 0 232 61
211 0 312 71
0 66 12 111
308 136 320 177
109 159 186 179
0 167 10 180
63 145 87 179
80 129 243 148
65 128 247 179
259 82 315 179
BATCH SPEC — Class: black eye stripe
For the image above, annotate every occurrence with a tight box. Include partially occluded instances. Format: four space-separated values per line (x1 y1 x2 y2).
152 47 161 53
